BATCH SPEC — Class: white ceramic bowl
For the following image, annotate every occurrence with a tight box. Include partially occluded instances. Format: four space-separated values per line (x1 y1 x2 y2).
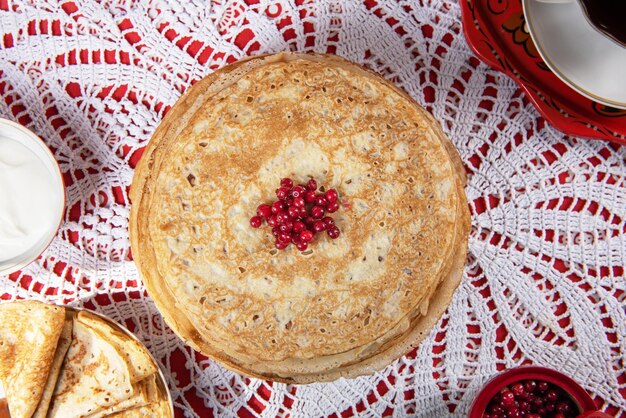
0 118 65 275
523 0 626 109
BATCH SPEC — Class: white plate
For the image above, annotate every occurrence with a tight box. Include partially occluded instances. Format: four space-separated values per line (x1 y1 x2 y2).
523 0 626 109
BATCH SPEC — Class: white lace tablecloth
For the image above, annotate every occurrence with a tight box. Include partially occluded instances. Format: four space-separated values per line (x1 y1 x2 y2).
1 0 625 416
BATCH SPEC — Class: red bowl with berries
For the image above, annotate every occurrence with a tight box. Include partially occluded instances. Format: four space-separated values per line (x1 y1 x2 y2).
469 366 608 418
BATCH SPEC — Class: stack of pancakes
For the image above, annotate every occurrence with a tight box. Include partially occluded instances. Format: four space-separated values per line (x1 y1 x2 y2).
130 53 470 383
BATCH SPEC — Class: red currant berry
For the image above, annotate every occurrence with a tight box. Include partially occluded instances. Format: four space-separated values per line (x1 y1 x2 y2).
553 414 566 418
293 221 306 233
276 187 290 200
298 207 307 218
546 390 558 402
271 201 285 214
275 240 289 250
257 204 272 218
278 232 292 243
489 405 504 414
277 212 291 225
325 188 338 203
280 178 293 188
537 382 549 392
326 201 340 213
556 401 571 413
304 216 315 226
506 401 520 412
249 216 262 228
322 216 335 227
279 222 293 233
296 241 308 251
288 205 300 218
300 230 314 242
304 190 316 203
511 383 524 396
272 226 280 237
327 226 340 239
311 206 325 219
546 403 556 412
291 186 306 198
313 221 326 232
267 215 278 227
315 195 328 207
306 179 317 191
519 400 531 411
524 380 537 393
526 414 541 418
500 391 515 406
293 197 305 208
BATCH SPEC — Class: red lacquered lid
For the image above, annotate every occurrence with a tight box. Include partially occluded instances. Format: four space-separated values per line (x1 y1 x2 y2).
468 366 598 418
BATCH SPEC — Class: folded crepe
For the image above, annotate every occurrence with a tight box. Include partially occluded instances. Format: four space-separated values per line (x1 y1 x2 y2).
32 313 73 418
85 375 158 418
76 311 157 384
48 318 135 417
0 300 66 418
107 398 171 418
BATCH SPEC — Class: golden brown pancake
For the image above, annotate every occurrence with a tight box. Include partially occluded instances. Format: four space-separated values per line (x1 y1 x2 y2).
130 52 470 383
0 300 66 418
48 317 135 417
76 311 157 384
32 313 72 418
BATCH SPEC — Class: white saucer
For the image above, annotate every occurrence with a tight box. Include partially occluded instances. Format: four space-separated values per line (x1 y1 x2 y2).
523 0 626 109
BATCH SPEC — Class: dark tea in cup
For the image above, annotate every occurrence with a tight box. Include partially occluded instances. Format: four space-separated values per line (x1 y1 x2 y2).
578 0 626 47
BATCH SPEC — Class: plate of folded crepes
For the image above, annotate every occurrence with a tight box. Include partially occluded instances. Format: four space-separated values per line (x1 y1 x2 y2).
0 300 172 418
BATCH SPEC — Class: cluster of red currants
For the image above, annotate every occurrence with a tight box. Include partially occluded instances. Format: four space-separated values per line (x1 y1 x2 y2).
249 178 341 251
483 380 579 418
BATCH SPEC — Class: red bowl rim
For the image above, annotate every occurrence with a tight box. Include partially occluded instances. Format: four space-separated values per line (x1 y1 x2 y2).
468 366 598 417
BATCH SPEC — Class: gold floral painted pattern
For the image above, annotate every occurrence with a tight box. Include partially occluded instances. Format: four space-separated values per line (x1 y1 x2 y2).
593 103 626 117
502 12 539 58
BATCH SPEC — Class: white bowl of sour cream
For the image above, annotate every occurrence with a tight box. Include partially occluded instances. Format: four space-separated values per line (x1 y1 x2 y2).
0 118 65 275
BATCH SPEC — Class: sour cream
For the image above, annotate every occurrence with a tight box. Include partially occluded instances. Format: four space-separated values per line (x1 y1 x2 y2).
0 119 64 273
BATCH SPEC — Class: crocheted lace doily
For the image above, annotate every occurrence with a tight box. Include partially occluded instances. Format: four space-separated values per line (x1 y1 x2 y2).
1 0 625 416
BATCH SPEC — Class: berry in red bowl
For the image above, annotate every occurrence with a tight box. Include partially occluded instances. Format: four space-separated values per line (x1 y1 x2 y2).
469 366 608 418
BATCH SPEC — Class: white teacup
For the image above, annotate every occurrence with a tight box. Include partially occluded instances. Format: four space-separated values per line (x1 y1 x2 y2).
537 0 626 48
523 0 626 108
